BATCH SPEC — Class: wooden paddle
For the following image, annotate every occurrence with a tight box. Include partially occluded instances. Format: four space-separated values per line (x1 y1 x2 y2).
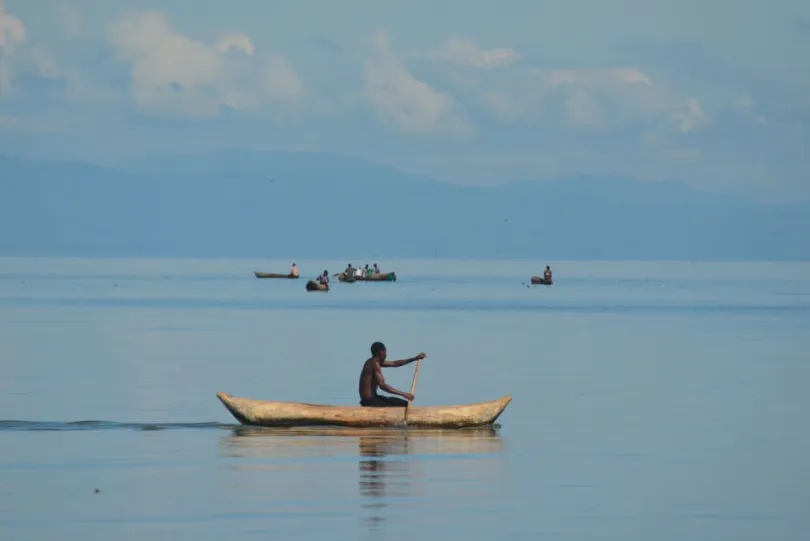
403 358 422 424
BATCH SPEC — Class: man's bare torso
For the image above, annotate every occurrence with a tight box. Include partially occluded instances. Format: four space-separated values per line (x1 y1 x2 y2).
358 357 379 401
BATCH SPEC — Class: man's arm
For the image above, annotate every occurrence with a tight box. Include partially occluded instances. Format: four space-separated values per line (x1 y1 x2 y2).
381 352 426 367
375 366 413 401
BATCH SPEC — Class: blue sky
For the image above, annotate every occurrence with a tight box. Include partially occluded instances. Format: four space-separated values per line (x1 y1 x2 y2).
1 0 808 202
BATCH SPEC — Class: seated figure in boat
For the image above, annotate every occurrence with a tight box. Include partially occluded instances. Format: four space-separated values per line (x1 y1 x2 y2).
544 265 552 282
373 263 380 275
317 270 329 285
359 341 426 407
362 264 370 277
354 266 362 277
291 263 299 277
344 263 354 278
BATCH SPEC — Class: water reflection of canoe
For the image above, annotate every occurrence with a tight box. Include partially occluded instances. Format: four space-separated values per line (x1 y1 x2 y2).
338 272 397 282
530 276 552 285
305 280 329 291
254 271 299 279
216 392 511 428
219 425 504 459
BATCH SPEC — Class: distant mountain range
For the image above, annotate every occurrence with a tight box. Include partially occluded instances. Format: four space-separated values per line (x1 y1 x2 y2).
3 150 808 260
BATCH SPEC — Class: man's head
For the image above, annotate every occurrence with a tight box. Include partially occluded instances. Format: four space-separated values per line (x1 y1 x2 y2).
370 341 387 360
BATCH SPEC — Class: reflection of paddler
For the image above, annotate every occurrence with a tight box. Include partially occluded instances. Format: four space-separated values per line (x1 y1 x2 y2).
358 433 411 499
358 433 411 458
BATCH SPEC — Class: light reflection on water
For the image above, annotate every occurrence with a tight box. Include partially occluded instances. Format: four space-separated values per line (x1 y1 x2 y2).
219 426 505 537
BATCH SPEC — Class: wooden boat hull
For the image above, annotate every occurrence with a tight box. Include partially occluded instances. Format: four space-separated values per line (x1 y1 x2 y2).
255 271 299 279
339 272 397 282
305 280 329 291
531 276 552 285
216 392 512 428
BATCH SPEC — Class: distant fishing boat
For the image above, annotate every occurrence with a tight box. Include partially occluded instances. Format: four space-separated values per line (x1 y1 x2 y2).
254 271 299 279
305 280 329 291
338 272 397 282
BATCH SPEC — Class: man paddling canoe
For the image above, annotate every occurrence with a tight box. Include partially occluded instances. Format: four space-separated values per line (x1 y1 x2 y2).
359 342 426 407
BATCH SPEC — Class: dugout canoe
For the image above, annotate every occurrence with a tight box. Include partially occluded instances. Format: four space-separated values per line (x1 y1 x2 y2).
254 271 299 279
339 272 397 282
305 280 329 291
216 392 512 428
531 276 553 285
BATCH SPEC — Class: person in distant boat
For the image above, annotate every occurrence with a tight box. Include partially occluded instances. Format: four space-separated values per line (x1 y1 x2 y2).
291 263 299 277
359 342 426 407
354 266 362 278
373 263 380 275
363 264 370 277
344 263 354 278
317 270 329 285
544 265 552 282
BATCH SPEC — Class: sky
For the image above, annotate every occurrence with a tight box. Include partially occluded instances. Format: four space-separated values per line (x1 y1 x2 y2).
1 0 808 203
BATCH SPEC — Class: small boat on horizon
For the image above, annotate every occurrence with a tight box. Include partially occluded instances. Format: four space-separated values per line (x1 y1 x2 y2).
338 271 397 282
254 271 299 279
305 279 329 291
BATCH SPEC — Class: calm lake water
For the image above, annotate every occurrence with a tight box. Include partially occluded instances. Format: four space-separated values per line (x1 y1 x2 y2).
1 257 809 540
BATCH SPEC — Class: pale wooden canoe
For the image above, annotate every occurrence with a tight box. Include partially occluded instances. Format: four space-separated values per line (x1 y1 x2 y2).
216 392 512 428
254 271 299 279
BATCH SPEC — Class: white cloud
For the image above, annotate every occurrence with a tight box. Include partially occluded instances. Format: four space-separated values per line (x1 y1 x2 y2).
672 98 707 132
431 37 519 69
417 35 706 136
468 65 708 134
0 0 24 49
564 89 603 128
536 67 665 128
55 3 82 38
732 95 768 124
481 91 523 122
546 67 653 87
363 29 473 137
217 34 255 56
106 10 303 118
0 0 26 95
24 46 60 78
